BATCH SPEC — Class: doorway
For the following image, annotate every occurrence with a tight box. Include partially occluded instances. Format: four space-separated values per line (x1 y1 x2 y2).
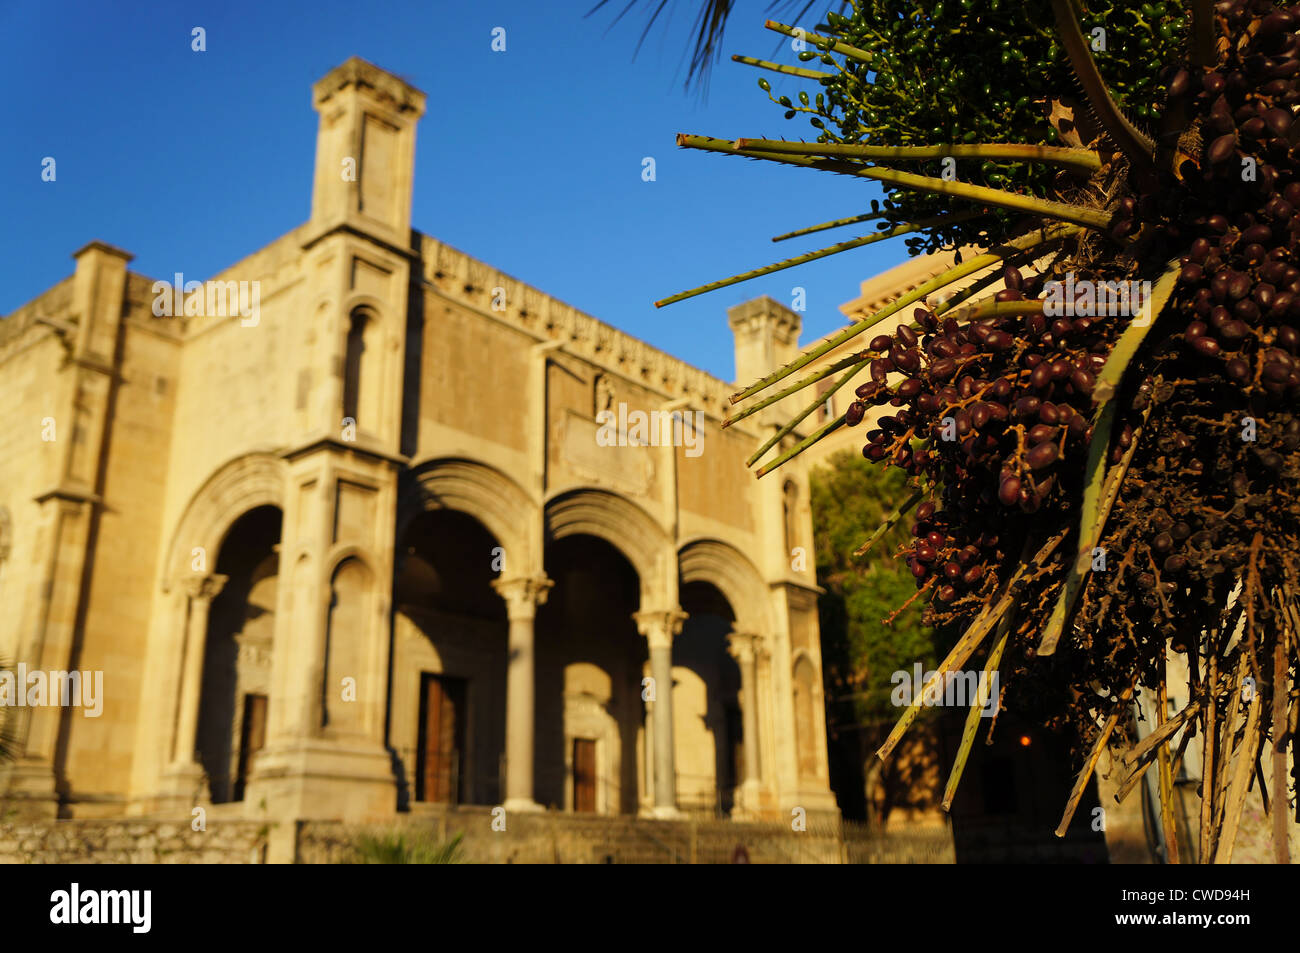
417 674 468 804
573 738 597 813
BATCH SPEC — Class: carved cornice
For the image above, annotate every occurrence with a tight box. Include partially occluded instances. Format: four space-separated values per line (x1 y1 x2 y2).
0 278 75 355
280 433 410 469
72 240 134 263
419 235 738 424
298 220 421 262
726 295 801 345
839 245 986 320
775 579 827 606
312 56 427 118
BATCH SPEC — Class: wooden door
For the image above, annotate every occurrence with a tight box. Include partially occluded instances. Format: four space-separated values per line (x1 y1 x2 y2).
418 674 467 803
573 738 597 813
234 693 267 802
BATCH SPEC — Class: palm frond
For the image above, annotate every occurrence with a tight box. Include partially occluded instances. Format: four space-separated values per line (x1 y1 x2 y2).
588 0 848 92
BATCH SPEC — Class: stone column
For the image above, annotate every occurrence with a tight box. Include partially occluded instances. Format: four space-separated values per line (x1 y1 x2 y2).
727 631 763 810
635 608 687 818
642 672 655 812
492 574 553 812
171 573 228 768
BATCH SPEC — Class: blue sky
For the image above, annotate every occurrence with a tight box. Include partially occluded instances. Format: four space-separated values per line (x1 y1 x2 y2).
0 0 908 382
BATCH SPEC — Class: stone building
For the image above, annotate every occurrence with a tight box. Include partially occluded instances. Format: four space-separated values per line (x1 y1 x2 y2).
0 58 839 857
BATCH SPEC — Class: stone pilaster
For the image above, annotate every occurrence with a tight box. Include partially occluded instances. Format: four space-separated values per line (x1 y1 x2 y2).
727 631 764 815
246 452 401 849
2 242 132 818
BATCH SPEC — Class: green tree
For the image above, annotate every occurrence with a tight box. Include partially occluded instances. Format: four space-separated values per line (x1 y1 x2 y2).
811 451 938 726
812 452 955 826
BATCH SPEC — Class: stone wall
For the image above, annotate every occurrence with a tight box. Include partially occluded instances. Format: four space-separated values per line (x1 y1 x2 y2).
0 819 269 864
295 809 954 865
0 812 953 865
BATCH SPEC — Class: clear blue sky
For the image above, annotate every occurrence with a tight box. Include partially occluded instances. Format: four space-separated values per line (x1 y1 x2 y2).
0 0 907 382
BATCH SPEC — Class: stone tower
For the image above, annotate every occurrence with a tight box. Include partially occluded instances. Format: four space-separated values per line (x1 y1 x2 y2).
242 59 427 828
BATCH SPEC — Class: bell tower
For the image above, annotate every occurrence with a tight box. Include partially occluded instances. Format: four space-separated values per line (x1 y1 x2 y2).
307 56 426 249
249 60 426 853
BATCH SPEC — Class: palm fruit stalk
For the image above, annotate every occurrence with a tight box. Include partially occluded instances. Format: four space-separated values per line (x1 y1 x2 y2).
660 0 1300 861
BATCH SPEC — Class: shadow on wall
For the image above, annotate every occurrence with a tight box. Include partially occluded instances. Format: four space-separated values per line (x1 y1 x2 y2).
535 534 643 814
677 580 742 816
196 505 282 805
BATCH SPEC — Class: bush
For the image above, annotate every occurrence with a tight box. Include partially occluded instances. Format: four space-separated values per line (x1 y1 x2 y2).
347 829 465 864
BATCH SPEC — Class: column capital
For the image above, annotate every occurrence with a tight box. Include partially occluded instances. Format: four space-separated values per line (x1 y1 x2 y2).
182 573 228 602
491 574 553 621
726 631 761 665
634 608 688 651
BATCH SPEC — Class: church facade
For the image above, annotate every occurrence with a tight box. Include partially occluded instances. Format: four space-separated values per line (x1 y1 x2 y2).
0 58 837 854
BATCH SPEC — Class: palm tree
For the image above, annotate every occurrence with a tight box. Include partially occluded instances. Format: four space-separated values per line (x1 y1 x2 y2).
653 0 1300 863
589 0 849 90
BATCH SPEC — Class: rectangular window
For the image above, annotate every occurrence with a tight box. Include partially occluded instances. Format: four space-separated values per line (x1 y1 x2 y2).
815 376 836 422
